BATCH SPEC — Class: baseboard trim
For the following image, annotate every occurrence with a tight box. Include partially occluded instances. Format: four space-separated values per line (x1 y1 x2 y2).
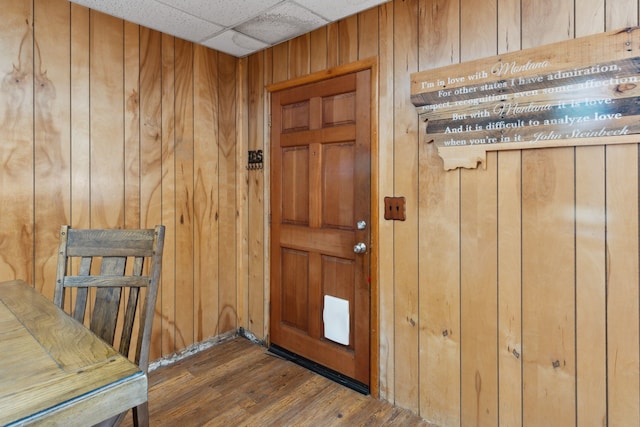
148 330 239 371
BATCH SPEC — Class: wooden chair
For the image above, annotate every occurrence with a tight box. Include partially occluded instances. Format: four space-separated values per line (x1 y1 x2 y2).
54 225 165 427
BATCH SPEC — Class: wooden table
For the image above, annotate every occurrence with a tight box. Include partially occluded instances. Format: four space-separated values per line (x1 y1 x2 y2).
0 279 147 426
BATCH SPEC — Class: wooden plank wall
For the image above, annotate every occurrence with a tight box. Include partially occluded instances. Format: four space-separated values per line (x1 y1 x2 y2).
246 0 640 425
3 0 640 425
0 0 240 362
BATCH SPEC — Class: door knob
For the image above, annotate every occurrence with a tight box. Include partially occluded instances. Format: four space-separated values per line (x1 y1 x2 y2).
353 242 367 254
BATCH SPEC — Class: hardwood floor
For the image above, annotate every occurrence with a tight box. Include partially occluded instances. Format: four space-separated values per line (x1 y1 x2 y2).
121 337 434 426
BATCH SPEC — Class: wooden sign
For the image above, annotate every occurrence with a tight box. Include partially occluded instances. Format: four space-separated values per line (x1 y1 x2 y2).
410 27 640 170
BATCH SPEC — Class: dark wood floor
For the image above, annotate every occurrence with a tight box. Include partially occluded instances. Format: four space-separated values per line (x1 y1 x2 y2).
121 337 434 426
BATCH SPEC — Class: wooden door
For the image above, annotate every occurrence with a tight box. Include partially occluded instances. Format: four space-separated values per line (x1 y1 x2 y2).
270 69 371 387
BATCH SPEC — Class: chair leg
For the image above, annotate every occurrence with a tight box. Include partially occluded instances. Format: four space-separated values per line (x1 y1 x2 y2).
133 402 149 427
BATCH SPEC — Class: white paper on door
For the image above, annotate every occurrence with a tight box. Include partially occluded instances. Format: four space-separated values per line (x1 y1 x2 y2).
323 294 350 345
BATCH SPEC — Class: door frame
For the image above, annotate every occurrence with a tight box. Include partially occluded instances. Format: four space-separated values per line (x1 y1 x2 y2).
265 57 379 396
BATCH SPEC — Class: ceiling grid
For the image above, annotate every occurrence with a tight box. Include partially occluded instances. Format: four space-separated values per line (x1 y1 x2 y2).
69 0 389 57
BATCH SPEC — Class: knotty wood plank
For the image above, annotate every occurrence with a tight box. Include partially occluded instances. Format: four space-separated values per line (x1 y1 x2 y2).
174 37 195 349
70 1 90 234
497 0 520 54
459 2 499 426
496 1 523 426
218 52 238 334
574 146 606 426
418 0 461 425
90 10 124 228
522 0 574 46
418 0 460 69
161 33 177 356
0 0 34 282
236 56 248 336
247 52 265 338
327 22 340 69
574 4 606 426
358 7 379 60
194 45 219 342
33 0 70 299
575 0 603 37
604 3 639 425
288 34 310 79
121 20 141 355
139 27 164 360
521 2 576 425
339 15 358 65
393 0 420 413
69 2 90 316
376 0 395 404
271 42 289 84
121 338 433 427
521 148 576 426
606 144 640 425
309 27 328 73
124 20 140 229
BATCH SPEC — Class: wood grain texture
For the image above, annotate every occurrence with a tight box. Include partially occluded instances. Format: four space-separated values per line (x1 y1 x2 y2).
174 38 195 350
218 53 238 335
574 4 607 427
377 0 395 403
247 52 265 338
605 3 639 425
70 2 90 231
90 10 124 229
3 0 640 425
417 1 462 423
393 0 420 412
33 0 70 300
139 27 164 361
460 2 499 426
194 45 219 342
160 33 177 356
0 0 34 283
120 337 432 427
0 280 146 426
358 7 379 60
496 2 523 426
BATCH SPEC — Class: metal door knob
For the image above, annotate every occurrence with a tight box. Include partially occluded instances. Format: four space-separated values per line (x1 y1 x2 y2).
353 242 367 254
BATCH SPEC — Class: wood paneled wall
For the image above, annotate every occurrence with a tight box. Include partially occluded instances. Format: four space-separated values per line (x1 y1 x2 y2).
3 0 640 425
0 0 240 362
246 0 640 425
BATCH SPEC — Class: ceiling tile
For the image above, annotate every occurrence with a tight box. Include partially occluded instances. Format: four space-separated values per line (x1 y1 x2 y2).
295 0 388 21
157 0 283 27
69 0 391 57
235 1 328 45
70 0 223 42
201 30 269 57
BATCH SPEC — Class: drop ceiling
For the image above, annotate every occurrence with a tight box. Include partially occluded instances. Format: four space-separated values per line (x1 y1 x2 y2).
68 0 389 57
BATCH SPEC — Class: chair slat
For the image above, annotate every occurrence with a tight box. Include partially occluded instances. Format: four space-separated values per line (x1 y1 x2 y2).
63 276 150 288
66 229 156 257
90 257 126 344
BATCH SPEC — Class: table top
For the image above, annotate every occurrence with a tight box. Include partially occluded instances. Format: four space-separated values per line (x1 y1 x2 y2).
0 279 147 426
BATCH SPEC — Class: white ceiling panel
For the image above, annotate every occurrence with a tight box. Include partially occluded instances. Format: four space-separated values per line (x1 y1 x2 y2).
68 0 390 57
157 0 282 27
70 0 224 42
234 2 328 45
296 0 389 21
201 29 269 57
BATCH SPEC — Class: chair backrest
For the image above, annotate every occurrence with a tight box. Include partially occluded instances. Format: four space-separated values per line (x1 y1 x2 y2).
54 225 165 372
